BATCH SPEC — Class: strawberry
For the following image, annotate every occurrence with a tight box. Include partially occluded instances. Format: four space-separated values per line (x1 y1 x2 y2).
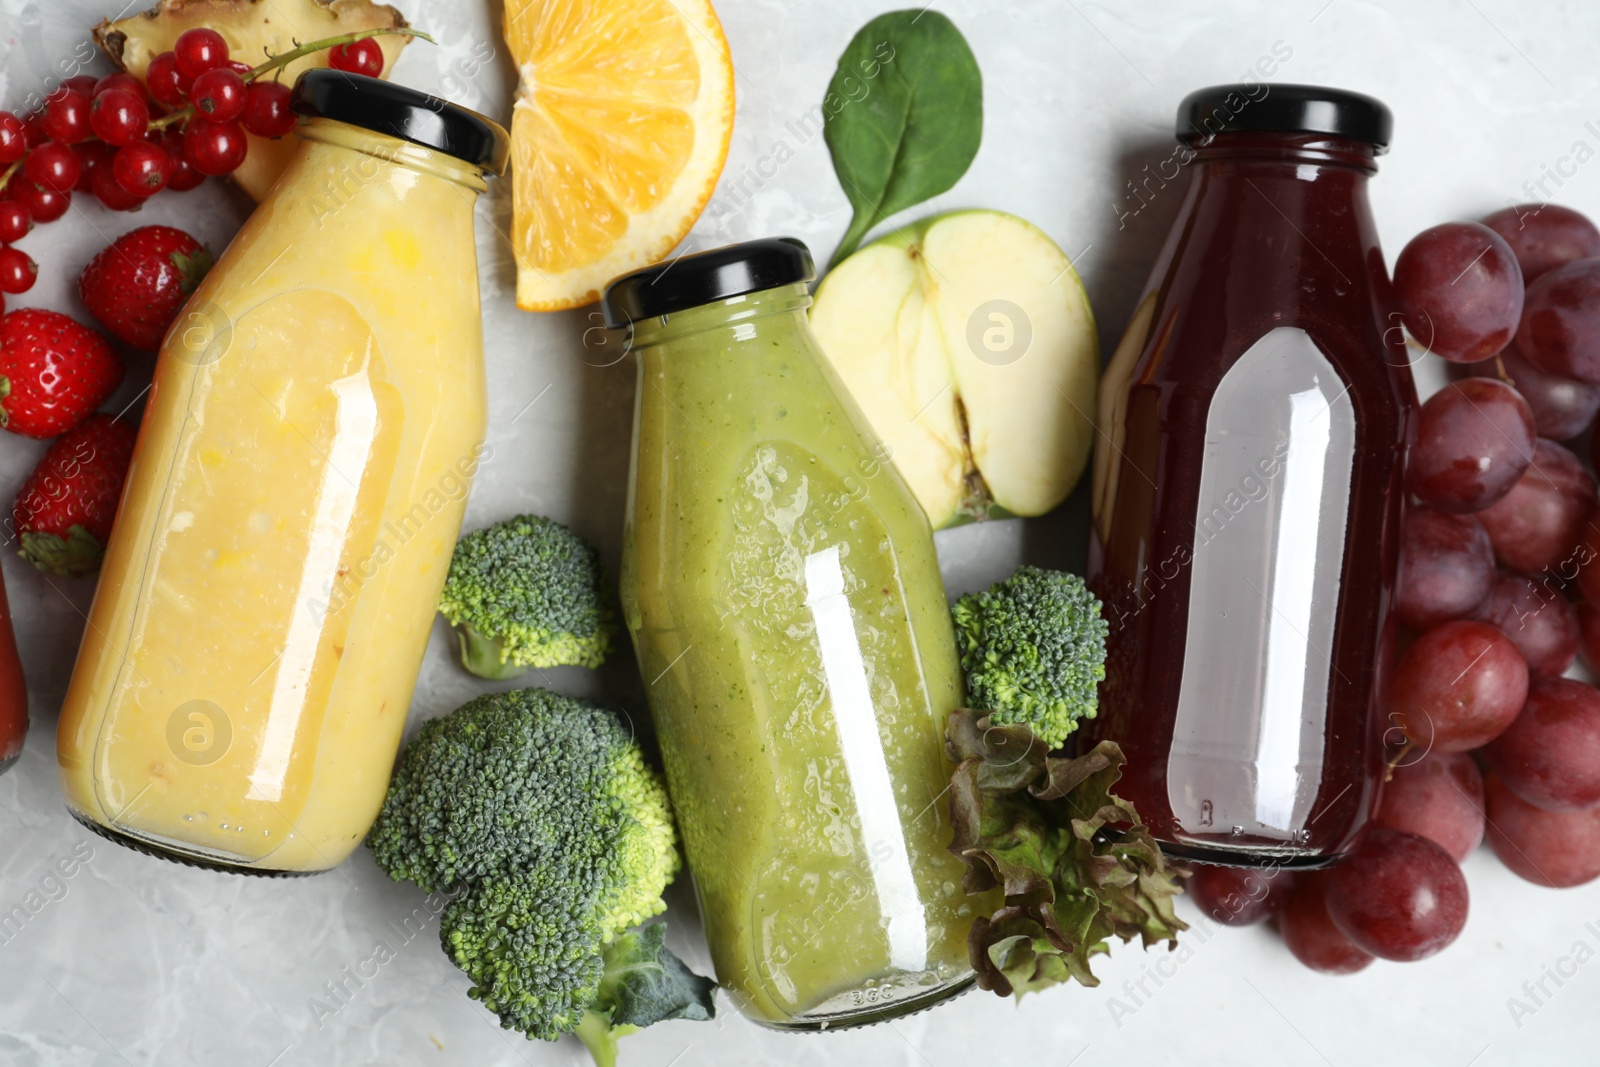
12 413 137 577
79 225 212 351
0 309 123 438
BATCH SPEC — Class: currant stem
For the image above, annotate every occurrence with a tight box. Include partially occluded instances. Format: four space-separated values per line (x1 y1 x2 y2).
145 26 433 133
0 159 19 197
244 27 433 84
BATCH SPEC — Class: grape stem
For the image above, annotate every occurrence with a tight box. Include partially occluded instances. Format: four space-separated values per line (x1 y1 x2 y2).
146 27 434 132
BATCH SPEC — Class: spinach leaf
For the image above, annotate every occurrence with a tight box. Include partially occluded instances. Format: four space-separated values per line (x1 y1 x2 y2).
822 9 984 269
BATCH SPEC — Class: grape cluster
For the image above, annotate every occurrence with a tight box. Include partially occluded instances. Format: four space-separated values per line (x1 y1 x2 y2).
1189 202 1600 975
0 28 390 300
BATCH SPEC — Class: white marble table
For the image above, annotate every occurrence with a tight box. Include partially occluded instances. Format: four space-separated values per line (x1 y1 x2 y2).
0 0 1593 1063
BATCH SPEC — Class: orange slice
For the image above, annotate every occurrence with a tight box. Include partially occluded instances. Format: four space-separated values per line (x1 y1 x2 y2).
504 0 735 311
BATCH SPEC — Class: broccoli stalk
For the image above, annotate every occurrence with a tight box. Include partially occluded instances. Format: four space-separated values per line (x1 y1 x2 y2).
439 515 617 680
368 688 714 1063
575 925 717 1067
454 621 528 681
951 565 1109 748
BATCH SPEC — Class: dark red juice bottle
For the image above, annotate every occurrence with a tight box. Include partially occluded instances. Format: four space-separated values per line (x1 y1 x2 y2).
1087 85 1415 868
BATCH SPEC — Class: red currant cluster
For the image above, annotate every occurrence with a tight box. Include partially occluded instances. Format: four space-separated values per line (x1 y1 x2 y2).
0 28 392 298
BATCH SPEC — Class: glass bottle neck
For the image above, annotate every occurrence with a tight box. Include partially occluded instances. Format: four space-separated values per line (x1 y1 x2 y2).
627 283 813 350
295 117 489 192
1183 132 1379 176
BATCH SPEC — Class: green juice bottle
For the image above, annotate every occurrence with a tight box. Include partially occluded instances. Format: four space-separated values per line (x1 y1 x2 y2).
607 239 977 1029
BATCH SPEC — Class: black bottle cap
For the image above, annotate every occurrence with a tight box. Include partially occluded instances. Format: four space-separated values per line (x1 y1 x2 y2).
290 70 509 174
1177 84 1393 152
600 238 816 328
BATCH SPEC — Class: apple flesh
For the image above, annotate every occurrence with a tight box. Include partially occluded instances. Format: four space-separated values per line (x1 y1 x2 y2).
810 210 1098 529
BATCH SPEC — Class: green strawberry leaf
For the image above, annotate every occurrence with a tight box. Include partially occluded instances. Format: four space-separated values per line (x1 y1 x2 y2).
172 247 214 296
20 525 105 578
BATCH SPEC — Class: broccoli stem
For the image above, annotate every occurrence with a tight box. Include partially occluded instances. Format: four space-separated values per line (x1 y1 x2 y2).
574 1011 640 1067
454 622 529 681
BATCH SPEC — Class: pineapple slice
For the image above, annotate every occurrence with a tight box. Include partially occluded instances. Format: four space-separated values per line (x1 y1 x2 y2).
95 0 412 201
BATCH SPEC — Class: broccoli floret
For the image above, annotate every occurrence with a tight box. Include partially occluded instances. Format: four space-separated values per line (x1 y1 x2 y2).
439 515 616 679
367 688 677 903
368 688 713 1065
951 565 1109 749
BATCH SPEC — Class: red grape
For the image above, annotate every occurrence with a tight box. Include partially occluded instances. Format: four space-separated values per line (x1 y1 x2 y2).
1408 378 1536 513
1483 675 1600 811
1466 343 1600 440
241 80 296 138
1277 874 1373 975
11 181 69 223
0 248 37 294
0 201 30 244
1388 620 1528 754
182 120 248 176
1483 203 1600 283
1324 828 1468 962
328 38 384 77
1394 221 1523 364
1186 864 1295 927
22 141 80 193
1576 525 1600 605
1374 751 1485 862
1473 573 1579 676
1475 439 1595 574
1518 258 1600 384
1484 771 1600 887
174 28 230 81
39 87 92 144
1395 505 1495 629
147 52 188 109
191 68 246 123
0 112 25 164
111 143 174 198
90 164 143 212
1578 602 1600 672
89 88 150 147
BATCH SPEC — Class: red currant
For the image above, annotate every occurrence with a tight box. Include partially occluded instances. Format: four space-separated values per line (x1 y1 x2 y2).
40 88 92 144
0 113 25 164
93 72 147 100
228 60 254 76
157 129 205 192
0 201 31 244
182 119 248 176
240 80 296 138
91 164 144 211
11 181 69 223
174 28 230 80
191 68 247 123
20 112 46 149
147 52 188 109
113 142 175 198
0 247 36 294
23 142 81 192
64 75 98 97
73 141 116 191
89 88 150 147
328 38 384 77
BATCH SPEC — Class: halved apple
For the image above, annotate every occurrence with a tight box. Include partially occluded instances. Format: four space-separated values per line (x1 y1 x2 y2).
811 209 1098 529
95 0 412 202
